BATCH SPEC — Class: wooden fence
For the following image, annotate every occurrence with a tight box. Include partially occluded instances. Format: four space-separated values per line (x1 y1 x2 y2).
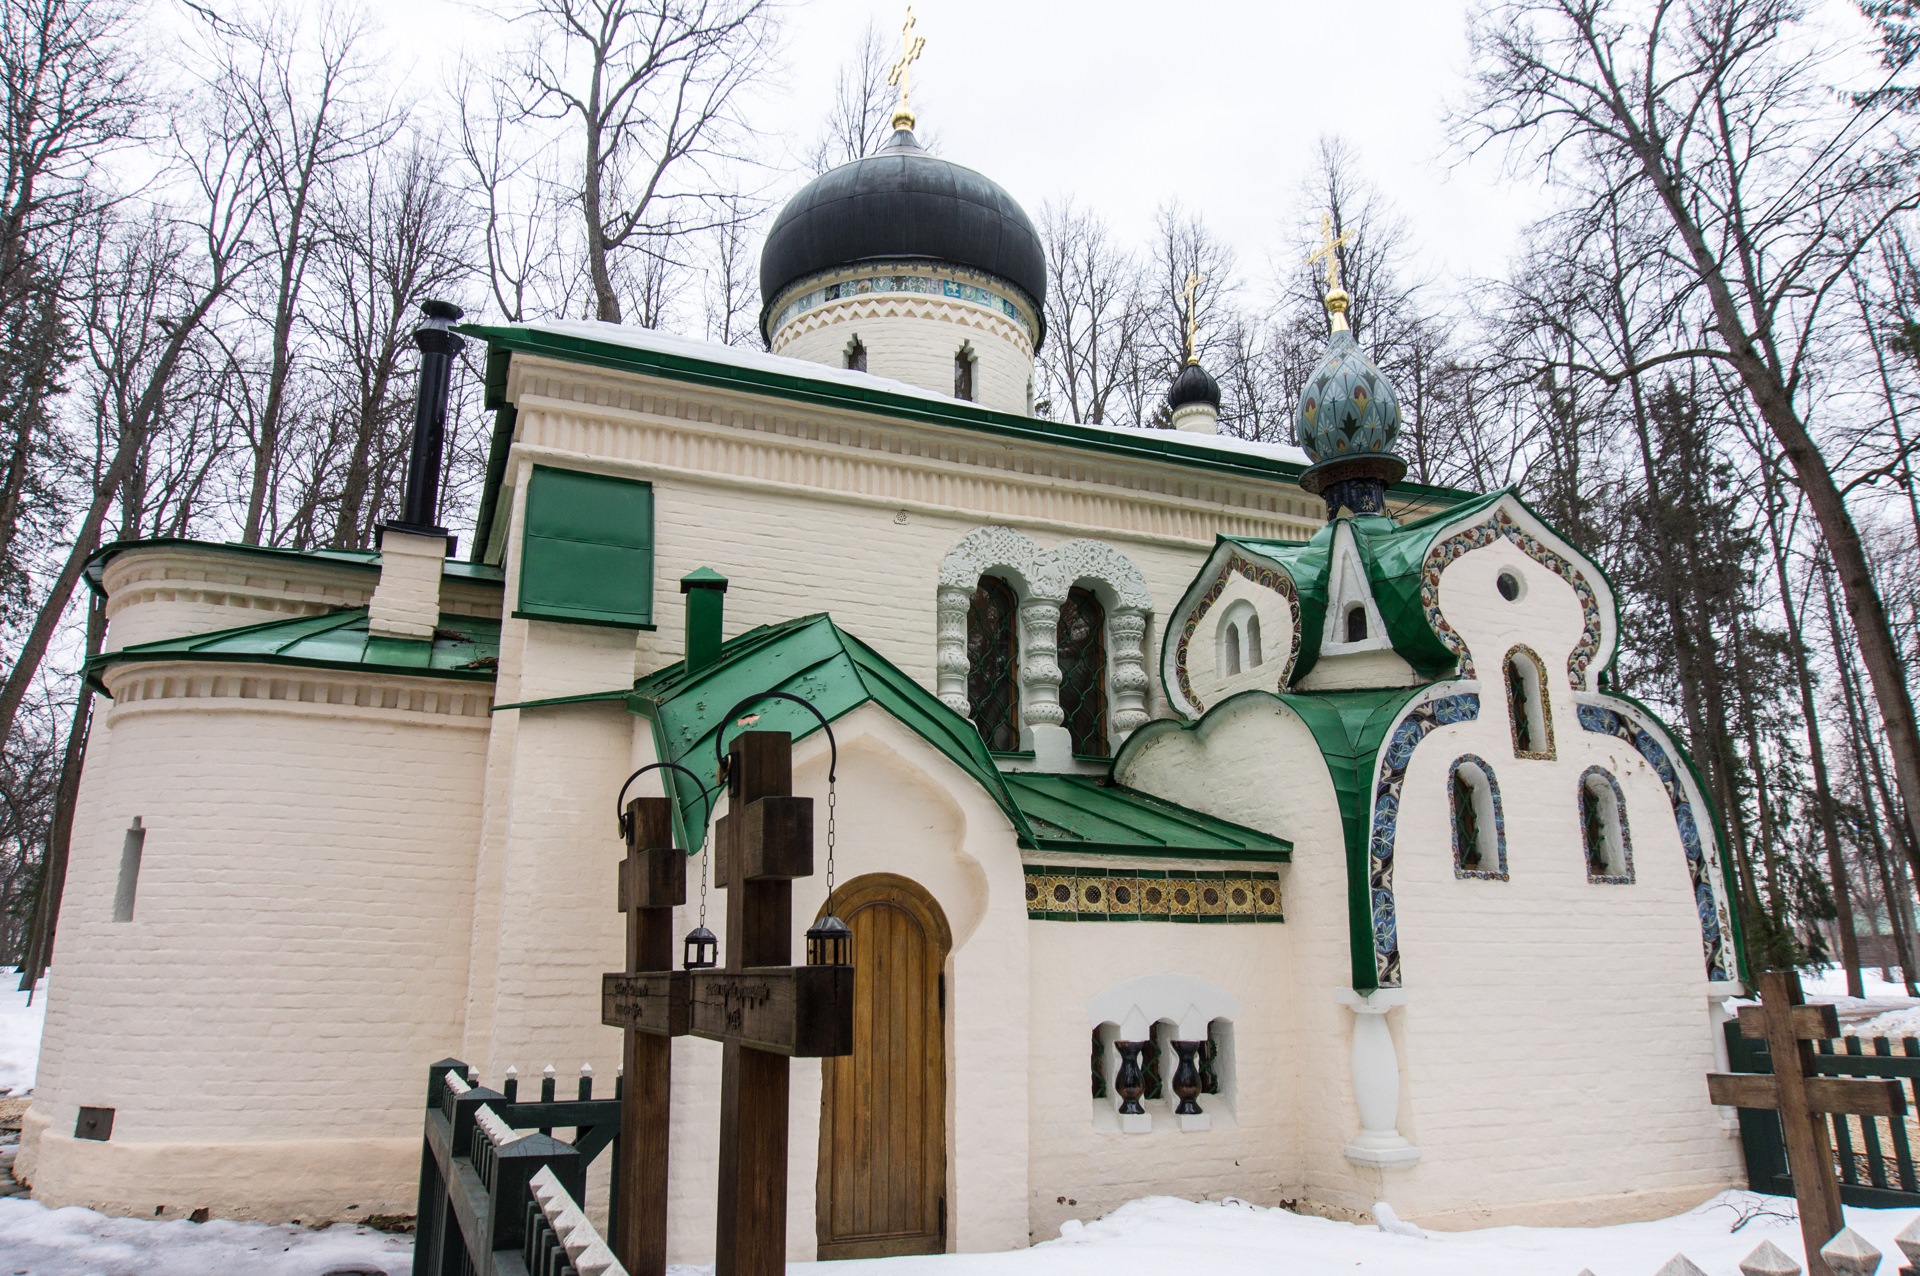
412 1058 628 1276
1725 1021 1920 1208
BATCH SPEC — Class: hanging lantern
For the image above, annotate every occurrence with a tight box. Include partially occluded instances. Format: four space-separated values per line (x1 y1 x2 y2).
806 913 853 968
683 925 718 970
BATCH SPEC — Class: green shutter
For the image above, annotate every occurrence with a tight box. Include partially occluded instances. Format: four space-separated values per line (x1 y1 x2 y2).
516 466 656 628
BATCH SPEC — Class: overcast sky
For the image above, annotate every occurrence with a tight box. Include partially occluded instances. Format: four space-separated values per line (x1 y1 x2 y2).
373 0 1542 301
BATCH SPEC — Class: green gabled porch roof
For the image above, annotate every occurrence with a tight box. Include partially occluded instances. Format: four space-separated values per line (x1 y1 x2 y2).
85 608 502 695
1001 772 1289 863
1220 487 1509 684
623 612 1290 865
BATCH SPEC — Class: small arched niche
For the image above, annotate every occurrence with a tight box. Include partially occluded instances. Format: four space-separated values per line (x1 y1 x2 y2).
1504 644 1555 759
1579 766 1635 883
1450 754 1508 881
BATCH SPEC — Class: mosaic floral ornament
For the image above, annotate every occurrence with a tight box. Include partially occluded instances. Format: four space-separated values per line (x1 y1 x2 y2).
1365 691 1482 987
1420 507 1604 689
1577 702 1733 980
1174 553 1303 714
1296 329 1403 463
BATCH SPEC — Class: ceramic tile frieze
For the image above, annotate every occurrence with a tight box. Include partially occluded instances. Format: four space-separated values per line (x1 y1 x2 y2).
1421 508 1604 690
1173 553 1302 715
1024 865 1284 923
772 262 1036 338
1578 702 1733 979
1366 691 1482 987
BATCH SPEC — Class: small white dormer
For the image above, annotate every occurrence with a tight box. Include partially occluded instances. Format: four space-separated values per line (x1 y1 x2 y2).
1296 522 1421 692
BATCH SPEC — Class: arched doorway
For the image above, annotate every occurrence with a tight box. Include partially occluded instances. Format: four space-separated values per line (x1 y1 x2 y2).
816 873 951 1257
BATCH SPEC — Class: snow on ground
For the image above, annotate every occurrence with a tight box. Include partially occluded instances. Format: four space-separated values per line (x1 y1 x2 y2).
0 969 44 1098
0 1198 410 1275
0 1191 1914 1276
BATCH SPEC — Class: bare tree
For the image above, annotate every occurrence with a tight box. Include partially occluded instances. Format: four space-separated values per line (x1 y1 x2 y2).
198 5 395 545
805 18 895 174
510 0 779 325
1462 0 1920 859
1036 199 1148 425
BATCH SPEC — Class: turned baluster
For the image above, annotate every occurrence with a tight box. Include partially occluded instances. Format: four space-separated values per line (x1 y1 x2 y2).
1114 1041 1149 1115
1171 1040 1206 1116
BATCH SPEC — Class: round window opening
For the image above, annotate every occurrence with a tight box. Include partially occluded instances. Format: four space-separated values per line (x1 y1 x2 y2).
1496 570 1524 602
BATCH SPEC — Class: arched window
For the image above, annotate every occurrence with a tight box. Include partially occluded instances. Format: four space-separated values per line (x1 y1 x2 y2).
1505 645 1555 759
1222 623 1241 676
1245 614 1263 668
967 575 1020 751
1345 604 1368 643
1058 586 1108 757
845 336 867 372
954 346 976 401
1579 767 1634 882
1450 755 1508 880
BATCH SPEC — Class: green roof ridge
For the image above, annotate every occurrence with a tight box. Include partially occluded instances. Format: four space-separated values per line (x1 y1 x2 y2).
87 607 502 694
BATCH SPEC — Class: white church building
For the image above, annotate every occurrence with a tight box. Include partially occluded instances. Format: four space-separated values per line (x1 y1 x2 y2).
19 109 1748 1256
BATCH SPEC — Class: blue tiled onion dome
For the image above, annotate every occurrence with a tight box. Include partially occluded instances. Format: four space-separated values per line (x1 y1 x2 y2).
758 127 1047 346
1296 326 1402 462
1167 360 1222 410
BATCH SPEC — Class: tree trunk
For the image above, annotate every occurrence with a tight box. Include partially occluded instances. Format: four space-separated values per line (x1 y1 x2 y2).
17 592 101 990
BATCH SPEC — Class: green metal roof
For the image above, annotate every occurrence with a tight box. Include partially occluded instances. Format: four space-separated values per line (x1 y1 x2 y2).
87 608 502 694
1001 771 1289 863
82 536 506 598
461 323 1477 563
1213 488 1510 686
624 612 1293 866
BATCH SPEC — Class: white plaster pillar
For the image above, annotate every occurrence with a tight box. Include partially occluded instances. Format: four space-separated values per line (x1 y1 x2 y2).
1019 598 1072 769
1335 988 1421 1168
935 583 973 716
1107 607 1151 743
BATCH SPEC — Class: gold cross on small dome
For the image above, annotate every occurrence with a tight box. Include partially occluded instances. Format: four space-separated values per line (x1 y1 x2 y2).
1180 272 1206 365
888 7 926 131
1306 212 1356 328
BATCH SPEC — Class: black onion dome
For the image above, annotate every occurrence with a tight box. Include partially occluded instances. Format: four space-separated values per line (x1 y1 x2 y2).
1167 360 1221 410
758 129 1047 345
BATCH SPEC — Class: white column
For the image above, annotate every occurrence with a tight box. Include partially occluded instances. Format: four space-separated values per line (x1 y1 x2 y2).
935 583 973 716
1335 989 1421 1168
1019 598 1071 769
1107 607 1151 744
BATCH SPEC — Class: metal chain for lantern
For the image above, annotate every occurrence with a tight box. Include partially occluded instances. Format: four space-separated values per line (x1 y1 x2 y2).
714 691 854 969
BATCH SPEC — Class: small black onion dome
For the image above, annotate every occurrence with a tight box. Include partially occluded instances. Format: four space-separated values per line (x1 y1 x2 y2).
758 128 1047 345
1167 360 1222 410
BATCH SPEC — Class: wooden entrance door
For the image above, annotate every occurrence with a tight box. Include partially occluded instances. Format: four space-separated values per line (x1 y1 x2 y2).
817 873 951 1258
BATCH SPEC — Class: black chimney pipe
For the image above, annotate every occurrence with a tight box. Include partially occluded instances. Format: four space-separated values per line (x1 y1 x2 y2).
390 299 465 537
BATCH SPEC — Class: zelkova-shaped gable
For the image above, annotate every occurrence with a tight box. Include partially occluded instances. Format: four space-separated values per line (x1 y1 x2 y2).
1159 490 1618 716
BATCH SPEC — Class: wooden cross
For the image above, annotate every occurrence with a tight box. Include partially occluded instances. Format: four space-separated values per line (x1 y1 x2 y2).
601 796 688 1276
1708 970 1907 1276
1305 212 1354 293
887 7 926 112
1180 271 1205 364
605 732 854 1276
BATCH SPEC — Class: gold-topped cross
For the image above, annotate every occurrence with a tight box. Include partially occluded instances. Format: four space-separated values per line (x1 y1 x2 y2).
1180 272 1205 365
1306 212 1354 294
888 7 926 129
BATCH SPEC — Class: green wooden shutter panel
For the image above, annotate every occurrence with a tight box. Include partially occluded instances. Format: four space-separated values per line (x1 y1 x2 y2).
517 465 655 627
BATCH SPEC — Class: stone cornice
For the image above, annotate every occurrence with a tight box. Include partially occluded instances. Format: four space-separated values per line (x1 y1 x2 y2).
504 360 1330 546
103 661 494 727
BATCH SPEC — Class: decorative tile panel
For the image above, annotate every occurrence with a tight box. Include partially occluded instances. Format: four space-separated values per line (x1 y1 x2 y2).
1421 508 1604 690
1174 553 1302 715
1365 692 1482 987
770 261 1037 340
1578 702 1732 978
1024 866 1284 923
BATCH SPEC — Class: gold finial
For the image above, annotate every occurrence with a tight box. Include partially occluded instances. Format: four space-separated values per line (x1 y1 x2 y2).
887 7 926 132
1180 272 1205 365
1305 212 1355 331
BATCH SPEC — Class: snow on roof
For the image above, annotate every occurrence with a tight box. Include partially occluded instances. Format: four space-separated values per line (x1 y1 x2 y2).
513 319 1314 468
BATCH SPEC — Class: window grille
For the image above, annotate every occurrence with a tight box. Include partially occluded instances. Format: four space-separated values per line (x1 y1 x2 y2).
1058 586 1108 757
967 576 1020 751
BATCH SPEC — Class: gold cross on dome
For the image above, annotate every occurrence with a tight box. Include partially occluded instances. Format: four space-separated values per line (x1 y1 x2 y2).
1306 213 1355 293
888 7 926 125
1180 272 1205 364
